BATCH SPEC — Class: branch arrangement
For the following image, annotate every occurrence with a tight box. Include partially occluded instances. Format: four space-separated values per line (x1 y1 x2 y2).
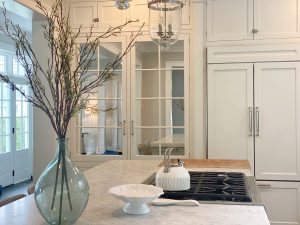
0 0 143 138
0 0 143 224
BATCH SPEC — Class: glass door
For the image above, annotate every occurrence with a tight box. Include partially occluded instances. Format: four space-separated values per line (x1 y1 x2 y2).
130 35 189 158
0 53 32 187
0 82 13 186
76 36 128 158
14 84 31 183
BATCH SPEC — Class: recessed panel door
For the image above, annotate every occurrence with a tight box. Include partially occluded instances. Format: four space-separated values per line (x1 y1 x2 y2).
257 181 300 225
255 62 300 180
207 0 254 41
254 0 300 39
207 63 254 171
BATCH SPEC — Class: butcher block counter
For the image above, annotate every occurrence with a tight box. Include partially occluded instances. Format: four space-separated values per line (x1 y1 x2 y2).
0 160 269 225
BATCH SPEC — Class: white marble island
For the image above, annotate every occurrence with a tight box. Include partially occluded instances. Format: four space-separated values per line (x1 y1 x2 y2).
0 160 270 225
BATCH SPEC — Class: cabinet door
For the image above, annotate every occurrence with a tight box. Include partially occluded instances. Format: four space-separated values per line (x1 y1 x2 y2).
97 1 127 29
130 35 189 159
207 63 254 171
254 0 300 39
129 0 149 27
257 181 300 225
69 2 98 28
74 36 129 159
255 62 300 180
207 0 253 41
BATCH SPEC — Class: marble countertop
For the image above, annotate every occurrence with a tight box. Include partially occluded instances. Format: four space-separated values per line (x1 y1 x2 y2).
0 160 270 225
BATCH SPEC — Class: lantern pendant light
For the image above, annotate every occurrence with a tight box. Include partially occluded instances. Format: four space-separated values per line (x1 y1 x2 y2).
148 0 184 50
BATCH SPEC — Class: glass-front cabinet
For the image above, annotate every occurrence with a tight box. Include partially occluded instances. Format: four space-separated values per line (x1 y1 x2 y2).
72 34 189 163
75 36 128 159
131 34 189 159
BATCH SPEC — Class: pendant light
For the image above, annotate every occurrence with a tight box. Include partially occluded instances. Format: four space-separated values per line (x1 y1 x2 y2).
115 0 132 10
148 0 184 49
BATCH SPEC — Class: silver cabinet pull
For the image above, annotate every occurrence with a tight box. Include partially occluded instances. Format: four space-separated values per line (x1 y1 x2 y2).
131 120 134 135
252 28 259 34
92 18 99 23
122 120 126 136
249 106 253 136
255 107 260 136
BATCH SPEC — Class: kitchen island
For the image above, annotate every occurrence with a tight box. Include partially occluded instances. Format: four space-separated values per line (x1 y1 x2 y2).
0 160 270 225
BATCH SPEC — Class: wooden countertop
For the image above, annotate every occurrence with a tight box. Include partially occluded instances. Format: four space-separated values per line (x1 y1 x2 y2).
159 159 251 170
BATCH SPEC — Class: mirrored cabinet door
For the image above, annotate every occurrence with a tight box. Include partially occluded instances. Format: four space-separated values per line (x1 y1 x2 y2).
130 35 189 158
76 36 128 158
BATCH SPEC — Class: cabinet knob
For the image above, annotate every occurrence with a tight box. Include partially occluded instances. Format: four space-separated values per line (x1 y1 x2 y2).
252 28 259 34
92 18 99 23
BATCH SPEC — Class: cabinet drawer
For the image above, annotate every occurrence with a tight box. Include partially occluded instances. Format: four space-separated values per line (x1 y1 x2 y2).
257 181 300 225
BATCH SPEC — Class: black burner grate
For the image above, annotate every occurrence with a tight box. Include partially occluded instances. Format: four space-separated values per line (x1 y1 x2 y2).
152 171 252 202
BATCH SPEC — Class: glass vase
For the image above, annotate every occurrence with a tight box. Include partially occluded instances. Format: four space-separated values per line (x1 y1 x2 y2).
35 138 89 225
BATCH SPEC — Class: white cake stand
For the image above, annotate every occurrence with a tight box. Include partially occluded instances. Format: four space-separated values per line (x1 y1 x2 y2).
109 184 164 215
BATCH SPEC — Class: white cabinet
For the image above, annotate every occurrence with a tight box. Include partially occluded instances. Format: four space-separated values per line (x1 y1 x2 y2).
97 1 127 28
207 63 254 171
207 0 300 41
70 34 190 168
68 1 127 29
67 0 190 30
207 0 253 41
254 0 300 39
208 62 300 180
255 62 300 181
130 34 190 159
257 181 300 225
69 2 98 28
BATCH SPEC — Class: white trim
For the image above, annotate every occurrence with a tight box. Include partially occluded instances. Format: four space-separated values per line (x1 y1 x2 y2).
165 61 184 137
207 44 300 63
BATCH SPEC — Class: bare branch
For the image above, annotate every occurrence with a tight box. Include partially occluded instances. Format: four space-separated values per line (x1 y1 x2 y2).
0 0 143 137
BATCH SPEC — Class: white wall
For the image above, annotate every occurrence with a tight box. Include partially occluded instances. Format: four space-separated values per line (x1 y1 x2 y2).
32 19 56 182
15 0 54 13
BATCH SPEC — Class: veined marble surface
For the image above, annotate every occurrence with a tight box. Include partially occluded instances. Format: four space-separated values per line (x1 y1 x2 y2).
0 160 270 225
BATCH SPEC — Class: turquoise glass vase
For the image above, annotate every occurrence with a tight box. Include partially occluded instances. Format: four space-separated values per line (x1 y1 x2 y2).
35 138 89 225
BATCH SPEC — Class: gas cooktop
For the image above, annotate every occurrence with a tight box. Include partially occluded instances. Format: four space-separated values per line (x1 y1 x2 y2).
144 171 262 204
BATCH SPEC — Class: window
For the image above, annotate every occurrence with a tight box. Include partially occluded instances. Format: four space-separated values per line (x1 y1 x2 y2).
15 85 29 151
13 57 25 76
0 82 10 154
0 55 6 73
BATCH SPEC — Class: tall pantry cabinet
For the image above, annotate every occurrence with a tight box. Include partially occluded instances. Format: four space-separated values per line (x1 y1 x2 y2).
207 45 300 225
206 0 300 224
208 61 300 181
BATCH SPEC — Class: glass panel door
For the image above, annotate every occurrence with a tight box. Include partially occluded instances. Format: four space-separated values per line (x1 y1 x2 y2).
13 84 31 183
0 82 13 186
0 51 32 187
78 37 127 158
131 36 189 158
15 85 30 151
